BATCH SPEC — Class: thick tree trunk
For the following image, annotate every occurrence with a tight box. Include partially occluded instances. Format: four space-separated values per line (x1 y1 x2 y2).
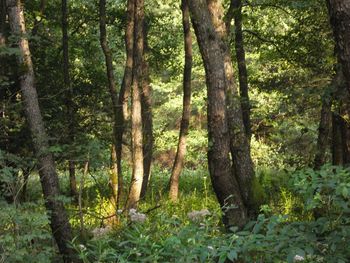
99 0 120 208
332 111 345 165
6 1 76 261
188 0 248 228
140 20 153 199
169 0 192 202
126 0 144 210
230 0 251 140
327 0 350 95
62 0 77 200
314 93 332 169
207 0 255 215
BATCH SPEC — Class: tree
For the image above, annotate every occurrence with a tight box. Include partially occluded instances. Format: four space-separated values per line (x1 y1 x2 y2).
99 0 120 208
188 0 248 228
207 0 256 215
126 0 145 209
6 0 76 261
169 0 192 202
62 0 78 200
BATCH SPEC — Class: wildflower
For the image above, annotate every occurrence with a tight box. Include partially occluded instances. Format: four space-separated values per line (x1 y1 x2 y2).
187 209 211 222
207 246 214 251
78 244 86 251
92 226 112 238
129 209 147 223
293 255 305 262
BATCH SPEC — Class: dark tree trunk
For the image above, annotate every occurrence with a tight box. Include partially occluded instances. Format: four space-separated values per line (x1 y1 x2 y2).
169 0 192 202
62 0 77 200
6 1 76 261
99 0 120 208
32 0 46 36
140 20 153 199
207 0 255 216
332 111 345 165
230 0 251 140
126 0 144 210
188 0 248 228
327 0 350 95
314 93 332 169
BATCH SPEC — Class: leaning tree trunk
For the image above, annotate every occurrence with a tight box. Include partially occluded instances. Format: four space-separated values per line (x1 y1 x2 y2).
140 20 153 199
207 0 256 215
99 0 120 209
169 0 192 202
62 0 77 200
188 0 248 228
126 0 144 210
6 0 76 261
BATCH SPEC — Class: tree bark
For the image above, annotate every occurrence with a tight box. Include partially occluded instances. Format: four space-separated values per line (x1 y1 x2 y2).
230 0 251 140
206 0 255 215
6 1 76 261
188 0 248 228
314 92 332 169
99 0 120 209
327 0 350 95
140 20 153 199
126 0 144 210
62 0 77 201
169 0 192 202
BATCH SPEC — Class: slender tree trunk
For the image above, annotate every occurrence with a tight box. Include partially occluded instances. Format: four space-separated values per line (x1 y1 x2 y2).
62 0 77 200
6 1 76 261
140 20 153 199
327 0 350 95
229 0 251 140
314 93 332 169
169 0 192 202
207 0 255 215
32 0 46 36
126 0 144 210
99 0 120 209
188 0 248 228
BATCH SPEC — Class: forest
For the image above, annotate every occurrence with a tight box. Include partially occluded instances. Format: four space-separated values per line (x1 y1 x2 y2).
0 0 350 262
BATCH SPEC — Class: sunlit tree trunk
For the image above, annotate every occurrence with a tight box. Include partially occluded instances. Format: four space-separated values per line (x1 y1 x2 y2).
6 1 76 261
188 0 248 228
169 0 192 202
140 40 153 198
207 0 255 216
99 0 120 208
62 0 77 200
126 0 144 209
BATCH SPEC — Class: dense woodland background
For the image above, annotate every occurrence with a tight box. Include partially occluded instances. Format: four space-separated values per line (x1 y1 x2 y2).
0 0 350 262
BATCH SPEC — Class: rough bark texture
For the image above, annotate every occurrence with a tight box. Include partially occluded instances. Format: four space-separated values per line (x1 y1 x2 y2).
230 0 251 140
6 0 76 261
99 0 120 208
126 0 144 210
188 0 248 228
140 20 153 199
327 0 350 95
333 111 345 165
169 0 192 202
62 0 77 200
314 93 332 169
207 0 255 215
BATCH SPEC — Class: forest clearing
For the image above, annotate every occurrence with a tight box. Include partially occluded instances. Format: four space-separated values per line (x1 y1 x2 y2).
1 0 350 262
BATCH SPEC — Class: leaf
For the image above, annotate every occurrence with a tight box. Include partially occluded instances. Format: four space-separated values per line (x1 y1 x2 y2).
227 250 238 261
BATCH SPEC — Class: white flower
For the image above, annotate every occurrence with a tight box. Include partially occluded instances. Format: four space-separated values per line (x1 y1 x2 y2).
128 209 147 223
92 226 112 238
293 255 305 262
78 244 86 251
187 209 211 222
117 209 123 214
207 246 214 251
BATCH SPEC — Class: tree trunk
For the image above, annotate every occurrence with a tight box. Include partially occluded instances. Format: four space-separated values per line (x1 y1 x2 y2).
188 0 248 228
230 0 251 140
6 1 76 261
327 0 350 95
62 0 77 201
99 0 120 209
140 20 153 199
126 0 144 210
206 0 255 215
314 93 332 169
332 111 345 165
169 0 192 202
